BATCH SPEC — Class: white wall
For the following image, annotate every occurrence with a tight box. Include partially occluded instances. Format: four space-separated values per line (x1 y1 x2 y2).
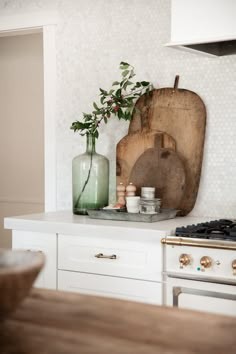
0 0 236 218
0 33 44 248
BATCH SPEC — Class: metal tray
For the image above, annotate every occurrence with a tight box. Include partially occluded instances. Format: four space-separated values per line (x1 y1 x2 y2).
87 208 178 223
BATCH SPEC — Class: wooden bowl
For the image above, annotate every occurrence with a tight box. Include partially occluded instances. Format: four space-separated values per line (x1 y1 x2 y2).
0 248 45 318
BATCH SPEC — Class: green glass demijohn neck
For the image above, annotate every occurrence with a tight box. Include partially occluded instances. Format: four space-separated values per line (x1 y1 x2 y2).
86 134 96 154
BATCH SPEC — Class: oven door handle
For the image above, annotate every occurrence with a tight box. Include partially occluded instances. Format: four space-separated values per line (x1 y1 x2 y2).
173 286 236 307
166 272 236 286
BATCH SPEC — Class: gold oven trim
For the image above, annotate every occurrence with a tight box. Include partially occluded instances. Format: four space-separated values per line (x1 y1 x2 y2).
161 237 236 250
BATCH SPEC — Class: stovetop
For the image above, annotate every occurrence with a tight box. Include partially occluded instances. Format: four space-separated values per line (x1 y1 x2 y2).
175 219 236 241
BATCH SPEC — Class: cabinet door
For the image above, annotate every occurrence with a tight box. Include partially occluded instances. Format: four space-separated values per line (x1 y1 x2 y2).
12 230 57 289
58 270 162 305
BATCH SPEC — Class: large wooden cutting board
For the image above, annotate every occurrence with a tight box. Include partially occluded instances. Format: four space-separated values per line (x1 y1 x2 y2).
116 82 206 215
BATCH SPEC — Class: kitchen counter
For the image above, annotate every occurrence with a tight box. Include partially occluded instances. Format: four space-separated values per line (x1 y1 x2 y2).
1 288 236 354
4 209 213 238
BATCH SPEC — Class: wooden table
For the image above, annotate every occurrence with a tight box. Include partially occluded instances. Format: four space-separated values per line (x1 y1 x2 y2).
1 288 236 354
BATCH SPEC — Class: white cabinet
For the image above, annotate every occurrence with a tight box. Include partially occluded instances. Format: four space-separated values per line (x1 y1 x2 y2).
5 211 191 305
5 212 214 306
57 230 162 304
11 227 163 304
171 0 236 43
12 230 57 289
58 271 162 305
167 0 236 56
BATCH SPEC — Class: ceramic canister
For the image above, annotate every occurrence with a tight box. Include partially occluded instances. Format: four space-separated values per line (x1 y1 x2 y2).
141 187 155 199
126 196 140 213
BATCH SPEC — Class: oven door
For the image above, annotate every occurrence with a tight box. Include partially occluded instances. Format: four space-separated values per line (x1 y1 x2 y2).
165 275 236 317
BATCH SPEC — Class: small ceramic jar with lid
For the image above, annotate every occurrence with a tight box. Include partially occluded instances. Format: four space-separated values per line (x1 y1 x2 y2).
141 187 155 199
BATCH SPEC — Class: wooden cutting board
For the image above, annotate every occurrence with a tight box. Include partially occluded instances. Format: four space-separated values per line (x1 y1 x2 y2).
129 146 186 209
116 79 206 215
116 130 176 179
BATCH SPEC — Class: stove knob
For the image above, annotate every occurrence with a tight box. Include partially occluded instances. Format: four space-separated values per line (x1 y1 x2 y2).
179 254 191 269
200 256 212 272
232 260 236 276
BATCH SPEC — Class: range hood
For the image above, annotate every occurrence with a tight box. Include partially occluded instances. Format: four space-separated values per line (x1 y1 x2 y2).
166 0 236 57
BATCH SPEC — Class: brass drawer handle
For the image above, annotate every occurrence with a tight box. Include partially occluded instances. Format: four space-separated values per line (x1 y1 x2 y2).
95 253 117 260
27 249 43 253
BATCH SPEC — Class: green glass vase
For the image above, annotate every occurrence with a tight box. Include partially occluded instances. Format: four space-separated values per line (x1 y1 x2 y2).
72 134 109 215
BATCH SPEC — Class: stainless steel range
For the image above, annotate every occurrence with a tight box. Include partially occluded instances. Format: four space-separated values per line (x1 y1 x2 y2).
162 219 236 317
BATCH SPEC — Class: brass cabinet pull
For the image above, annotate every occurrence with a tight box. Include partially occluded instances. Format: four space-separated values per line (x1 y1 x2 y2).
27 249 43 253
95 253 117 259
232 260 236 275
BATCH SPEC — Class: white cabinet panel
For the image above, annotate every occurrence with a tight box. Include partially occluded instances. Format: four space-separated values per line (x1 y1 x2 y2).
58 233 161 281
12 230 57 289
171 0 236 42
58 270 162 305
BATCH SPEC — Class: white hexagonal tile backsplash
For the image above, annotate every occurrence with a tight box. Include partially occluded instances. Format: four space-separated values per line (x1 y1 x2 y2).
1 0 236 218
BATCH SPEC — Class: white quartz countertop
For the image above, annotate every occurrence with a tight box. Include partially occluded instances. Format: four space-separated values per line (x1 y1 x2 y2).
4 210 214 238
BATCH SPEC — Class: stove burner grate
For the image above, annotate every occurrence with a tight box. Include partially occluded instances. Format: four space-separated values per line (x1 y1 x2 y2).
175 219 236 241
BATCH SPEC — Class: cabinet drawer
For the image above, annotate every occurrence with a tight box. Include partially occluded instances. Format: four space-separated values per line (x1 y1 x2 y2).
58 270 162 305
58 233 162 281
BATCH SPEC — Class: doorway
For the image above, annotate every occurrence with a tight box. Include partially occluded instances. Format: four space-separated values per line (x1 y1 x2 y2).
0 32 44 248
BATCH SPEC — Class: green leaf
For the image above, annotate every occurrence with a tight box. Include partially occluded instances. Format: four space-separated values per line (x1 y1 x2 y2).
83 113 93 121
70 121 92 132
129 69 135 78
112 81 120 86
123 80 133 90
93 102 99 110
141 81 150 87
99 88 108 95
92 110 102 115
118 108 123 119
122 69 129 77
125 111 132 121
115 88 122 97
120 62 129 70
104 116 108 124
126 96 135 101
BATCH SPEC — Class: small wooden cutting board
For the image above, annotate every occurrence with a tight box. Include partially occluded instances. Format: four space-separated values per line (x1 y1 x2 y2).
116 130 176 183
130 146 186 209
